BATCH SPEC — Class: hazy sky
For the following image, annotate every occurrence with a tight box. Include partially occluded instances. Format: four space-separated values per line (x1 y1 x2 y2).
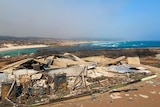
0 0 160 40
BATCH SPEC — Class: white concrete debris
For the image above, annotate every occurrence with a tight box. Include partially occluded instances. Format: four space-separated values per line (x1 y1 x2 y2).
139 94 149 98
87 67 115 78
0 73 8 83
31 73 43 80
47 65 87 78
125 94 130 97
0 73 8 97
155 54 160 60
13 69 39 78
0 53 157 106
106 64 151 73
150 91 156 94
110 93 122 99
127 57 140 65
33 79 47 88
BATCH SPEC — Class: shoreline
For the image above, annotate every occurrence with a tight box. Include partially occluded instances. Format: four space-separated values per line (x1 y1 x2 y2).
0 44 48 52
58 40 91 46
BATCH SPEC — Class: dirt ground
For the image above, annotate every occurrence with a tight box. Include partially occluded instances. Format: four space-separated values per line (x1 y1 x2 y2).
40 69 160 107
37 48 160 107
0 61 7 69
1 48 160 68
0 48 160 107
140 57 160 68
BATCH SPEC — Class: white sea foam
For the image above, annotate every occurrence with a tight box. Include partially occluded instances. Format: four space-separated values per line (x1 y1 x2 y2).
132 44 137 47
79 41 160 49
91 41 120 47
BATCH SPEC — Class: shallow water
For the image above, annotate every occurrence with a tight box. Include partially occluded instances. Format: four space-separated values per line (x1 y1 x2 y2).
51 41 160 51
0 41 160 57
0 48 39 56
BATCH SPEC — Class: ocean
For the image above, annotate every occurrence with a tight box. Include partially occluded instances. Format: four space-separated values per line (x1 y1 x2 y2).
77 41 160 50
0 41 160 56
50 41 160 51
0 48 39 57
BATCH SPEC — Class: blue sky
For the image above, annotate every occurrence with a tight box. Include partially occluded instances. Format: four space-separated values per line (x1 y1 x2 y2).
0 0 160 40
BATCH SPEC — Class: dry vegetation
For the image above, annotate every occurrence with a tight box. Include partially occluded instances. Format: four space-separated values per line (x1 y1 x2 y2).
34 48 160 68
0 48 160 68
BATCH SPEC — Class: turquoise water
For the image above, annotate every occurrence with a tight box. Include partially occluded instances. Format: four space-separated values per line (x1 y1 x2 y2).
77 41 160 49
0 41 160 57
0 48 39 57
51 41 160 51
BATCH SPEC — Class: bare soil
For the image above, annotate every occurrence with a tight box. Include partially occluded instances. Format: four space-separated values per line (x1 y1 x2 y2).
40 74 160 107
1 48 160 68
0 48 160 107
37 48 160 107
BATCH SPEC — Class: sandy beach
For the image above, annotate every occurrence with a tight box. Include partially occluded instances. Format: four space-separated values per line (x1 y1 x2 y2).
0 41 90 52
0 44 48 52
59 40 91 46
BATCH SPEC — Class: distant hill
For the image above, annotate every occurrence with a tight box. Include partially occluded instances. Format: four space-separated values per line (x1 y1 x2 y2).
0 36 18 40
0 35 64 46
0 36 43 40
0 35 60 40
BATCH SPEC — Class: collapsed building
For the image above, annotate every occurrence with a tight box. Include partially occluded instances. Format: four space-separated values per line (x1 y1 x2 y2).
0 53 156 106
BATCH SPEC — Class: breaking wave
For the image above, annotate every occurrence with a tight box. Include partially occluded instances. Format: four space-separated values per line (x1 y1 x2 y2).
77 41 160 50
1 41 160 56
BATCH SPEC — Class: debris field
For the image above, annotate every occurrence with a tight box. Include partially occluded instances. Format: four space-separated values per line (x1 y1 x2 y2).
0 53 157 107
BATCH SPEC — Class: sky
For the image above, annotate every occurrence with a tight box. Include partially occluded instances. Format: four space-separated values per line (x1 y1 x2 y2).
0 0 160 41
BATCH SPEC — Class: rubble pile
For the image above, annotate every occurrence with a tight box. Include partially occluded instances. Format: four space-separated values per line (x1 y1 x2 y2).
0 53 155 106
